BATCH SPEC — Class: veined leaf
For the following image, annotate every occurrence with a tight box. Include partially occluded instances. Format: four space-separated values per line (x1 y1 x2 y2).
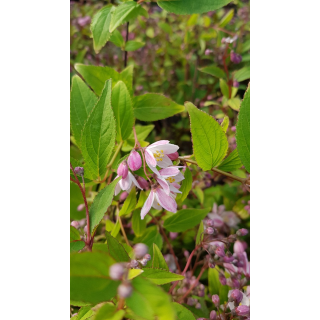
221 116 229 133
71 241 85 253
141 268 184 285
105 231 130 262
185 102 228 170
158 0 232 14
132 209 146 237
219 9 234 28
163 208 211 232
133 93 185 121
234 66 250 82
81 80 116 180
76 306 95 320
196 221 204 245
94 303 125 320
91 5 115 53
125 40 145 51
70 76 98 147
89 177 121 233
236 86 250 172
152 244 168 271
109 2 148 33
176 166 192 203
109 29 125 48
227 97 241 111
198 65 226 79
220 79 230 98
112 81 134 142
70 252 119 304
119 188 137 217
174 303 196 320
120 65 134 96
217 148 242 172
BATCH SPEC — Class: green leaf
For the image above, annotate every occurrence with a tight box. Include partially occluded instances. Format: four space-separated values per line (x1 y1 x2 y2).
158 0 232 14
173 302 196 320
70 252 119 304
81 80 116 180
234 66 250 82
94 303 125 320
89 177 121 233
105 231 130 262
111 218 121 237
221 116 229 132
120 65 134 96
196 221 204 245
219 9 234 28
227 97 241 111
109 2 148 33
133 93 185 121
122 124 155 152
152 243 169 271
185 102 229 170
176 166 192 203
125 40 145 51
163 208 210 232
136 190 148 209
219 78 230 98
126 277 175 320
208 267 221 295
76 306 95 320
119 188 137 217
91 5 114 53
141 268 184 285
70 182 86 220
70 76 98 147
236 86 250 172
71 241 85 253
198 65 226 79
217 148 242 172
128 268 144 280
112 81 134 142
194 187 204 204
109 29 125 48
71 226 81 241
132 209 146 236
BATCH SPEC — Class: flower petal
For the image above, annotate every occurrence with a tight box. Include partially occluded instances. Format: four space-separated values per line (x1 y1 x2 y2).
159 167 180 177
157 155 173 168
152 197 162 210
148 140 170 147
155 188 177 213
169 183 182 194
141 190 155 219
129 172 142 190
145 148 157 167
148 143 179 154
156 176 170 195
119 174 131 190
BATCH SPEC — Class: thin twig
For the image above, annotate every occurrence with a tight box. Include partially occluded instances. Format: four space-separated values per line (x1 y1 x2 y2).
118 215 130 246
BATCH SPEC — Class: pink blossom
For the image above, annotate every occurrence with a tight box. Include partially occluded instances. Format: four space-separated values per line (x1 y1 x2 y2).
114 172 142 196
128 150 142 171
117 161 128 179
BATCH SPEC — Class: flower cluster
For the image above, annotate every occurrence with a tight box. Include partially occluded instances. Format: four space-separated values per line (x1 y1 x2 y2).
114 140 184 220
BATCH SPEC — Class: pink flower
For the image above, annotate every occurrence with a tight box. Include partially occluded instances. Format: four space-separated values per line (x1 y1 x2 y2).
144 140 179 172
117 161 128 179
154 166 184 195
128 150 142 171
141 187 177 219
235 305 249 316
114 172 142 196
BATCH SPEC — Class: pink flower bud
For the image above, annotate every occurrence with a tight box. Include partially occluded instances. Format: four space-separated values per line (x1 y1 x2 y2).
77 204 85 211
117 161 128 179
74 167 84 176
83 226 87 233
230 289 243 304
235 305 250 316
236 228 248 236
219 274 226 285
205 219 214 227
128 150 142 171
232 278 240 288
119 191 128 202
230 51 242 64
212 294 220 307
206 227 214 235
134 243 148 259
130 260 139 268
169 232 178 240
144 254 151 261
231 126 236 132
167 152 179 160
140 258 148 267
210 310 217 320
209 261 216 269
234 240 245 254
118 283 132 298
215 246 225 258
71 221 79 228
136 176 149 189
109 263 125 280
223 252 234 263
195 303 201 309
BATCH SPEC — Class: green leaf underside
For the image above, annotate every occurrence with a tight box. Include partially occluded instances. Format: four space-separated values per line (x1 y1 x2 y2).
141 268 184 285
198 65 226 79
91 5 114 53
236 86 250 172
186 102 228 170
217 148 242 172
152 243 169 270
158 0 232 14
70 252 119 304
105 231 130 262
70 76 98 147
173 302 196 320
89 177 121 233
163 208 211 232
176 166 192 203
112 81 134 142
126 277 176 320
133 93 185 121
81 80 116 180
109 2 148 33
75 64 133 97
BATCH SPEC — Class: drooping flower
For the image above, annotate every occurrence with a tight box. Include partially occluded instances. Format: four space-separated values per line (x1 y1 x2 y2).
117 161 128 179
114 172 142 196
144 140 179 171
127 150 142 171
154 166 184 195
208 203 240 228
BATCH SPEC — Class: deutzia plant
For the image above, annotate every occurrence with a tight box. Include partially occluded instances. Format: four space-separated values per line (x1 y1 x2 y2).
70 0 250 319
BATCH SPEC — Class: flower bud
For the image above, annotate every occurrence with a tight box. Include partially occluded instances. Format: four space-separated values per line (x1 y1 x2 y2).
230 289 243 304
236 228 248 236
167 152 179 160
232 278 240 288
187 298 196 306
130 259 139 268
205 49 213 55
205 219 214 227
119 191 128 202
134 243 148 259
109 263 125 280
230 51 242 64
210 310 217 320
169 232 178 240
233 80 239 88
144 254 151 261
118 283 133 298
212 294 220 307
195 303 201 309
74 167 84 176
84 226 88 233
223 252 234 263
235 305 250 316
137 176 149 189
128 150 142 171
71 221 79 228
140 259 148 267
234 240 245 254
215 246 225 258
219 274 226 285
206 227 214 235
117 161 128 179
209 261 216 269
77 204 85 211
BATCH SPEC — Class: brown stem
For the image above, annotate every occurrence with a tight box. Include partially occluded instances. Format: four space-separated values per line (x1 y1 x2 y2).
119 215 130 246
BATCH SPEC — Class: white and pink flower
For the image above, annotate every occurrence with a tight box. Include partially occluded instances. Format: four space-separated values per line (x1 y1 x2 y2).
114 172 142 196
